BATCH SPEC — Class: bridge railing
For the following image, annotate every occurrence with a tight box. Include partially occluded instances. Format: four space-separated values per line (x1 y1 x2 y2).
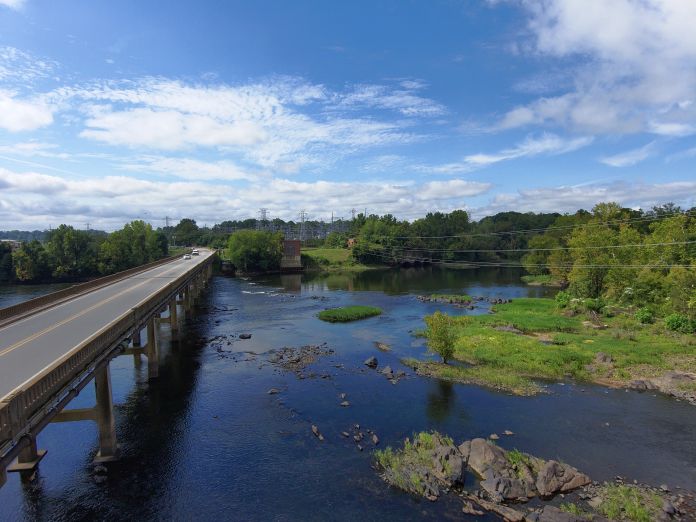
0 252 191 325
0 255 213 456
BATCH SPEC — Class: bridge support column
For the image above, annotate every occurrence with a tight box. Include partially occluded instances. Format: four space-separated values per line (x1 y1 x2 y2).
7 435 46 479
93 364 119 463
169 297 178 332
131 330 142 364
146 317 159 380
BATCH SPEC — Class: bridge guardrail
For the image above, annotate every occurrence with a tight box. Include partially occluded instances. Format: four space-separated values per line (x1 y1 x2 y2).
0 252 191 325
0 255 213 455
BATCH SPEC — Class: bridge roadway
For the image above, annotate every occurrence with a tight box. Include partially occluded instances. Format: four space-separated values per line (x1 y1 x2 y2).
0 249 213 400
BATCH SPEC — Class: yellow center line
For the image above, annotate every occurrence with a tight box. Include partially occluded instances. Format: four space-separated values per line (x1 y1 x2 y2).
0 262 187 358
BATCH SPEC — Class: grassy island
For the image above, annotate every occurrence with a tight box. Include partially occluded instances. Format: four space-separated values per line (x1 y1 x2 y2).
302 248 377 272
318 305 383 322
406 297 696 397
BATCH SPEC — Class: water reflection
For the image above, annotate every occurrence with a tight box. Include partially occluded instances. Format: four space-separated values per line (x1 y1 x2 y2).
426 380 456 424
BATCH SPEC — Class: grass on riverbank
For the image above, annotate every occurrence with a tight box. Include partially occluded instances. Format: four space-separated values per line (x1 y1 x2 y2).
409 298 696 395
520 274 563 286
318 305 383 322
302 247 377 272
428 294 472 304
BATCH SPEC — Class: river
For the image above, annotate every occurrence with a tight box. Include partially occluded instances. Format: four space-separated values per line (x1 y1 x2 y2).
1 267 695 521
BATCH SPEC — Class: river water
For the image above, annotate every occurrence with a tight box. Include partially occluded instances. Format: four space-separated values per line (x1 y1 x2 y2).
1 268 695 521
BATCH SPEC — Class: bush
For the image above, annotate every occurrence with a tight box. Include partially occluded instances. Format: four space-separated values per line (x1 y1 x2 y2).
664 313 695 334
635 307 654 324
555 291 571 308
424 311 457 364
583 298 606 313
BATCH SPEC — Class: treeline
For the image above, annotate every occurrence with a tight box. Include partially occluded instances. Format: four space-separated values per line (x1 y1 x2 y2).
0 221 168 283
346 209 561 264
521 202 695 323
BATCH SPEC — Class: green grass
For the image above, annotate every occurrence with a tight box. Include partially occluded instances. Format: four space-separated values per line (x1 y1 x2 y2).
598 484 663 521
302 247 375 272
429 294 473 304
374 431 454 497
409 298 696 395
318 305 383 322
521 274 563 286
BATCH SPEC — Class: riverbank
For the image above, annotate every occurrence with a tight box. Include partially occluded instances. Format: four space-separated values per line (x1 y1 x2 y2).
302 247 383 272
407 297 696 400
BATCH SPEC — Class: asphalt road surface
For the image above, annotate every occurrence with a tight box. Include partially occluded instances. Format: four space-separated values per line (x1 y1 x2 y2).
0 250 213 399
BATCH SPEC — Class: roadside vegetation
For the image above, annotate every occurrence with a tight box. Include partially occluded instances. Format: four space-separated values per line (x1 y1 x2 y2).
301 247 374 272
317 305 383 323
2 221 168 283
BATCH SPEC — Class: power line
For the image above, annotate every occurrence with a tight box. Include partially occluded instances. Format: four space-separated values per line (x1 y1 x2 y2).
357 240 696 254
353 245 696 269
375 209 696 240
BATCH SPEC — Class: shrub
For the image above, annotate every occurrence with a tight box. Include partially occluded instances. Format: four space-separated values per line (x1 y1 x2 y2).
635 307 654 324
583 297 606 313
555 291 571 308
424 311 457 364
665 313 695 334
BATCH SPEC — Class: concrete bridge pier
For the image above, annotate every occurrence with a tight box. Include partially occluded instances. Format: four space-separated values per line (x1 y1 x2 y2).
146 317 159 380
93 364 119 463
6 434 46 481
169 297 178 332
131 330 143 366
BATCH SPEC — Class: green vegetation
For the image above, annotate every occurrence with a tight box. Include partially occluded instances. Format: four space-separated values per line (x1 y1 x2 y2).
301 247 373 271
521 274 563 286
374 431 454 497
4 221 168 283
424 311 457 363
664 313 696 334
317 305 382 322
411 298 696 395
597 484 663 521
428 294 472 303
225 230 283 273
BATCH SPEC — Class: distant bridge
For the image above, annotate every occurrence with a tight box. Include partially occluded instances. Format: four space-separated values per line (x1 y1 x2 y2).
0 250 215 486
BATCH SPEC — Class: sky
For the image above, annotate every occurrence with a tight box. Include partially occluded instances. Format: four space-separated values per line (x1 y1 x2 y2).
0 0 695 230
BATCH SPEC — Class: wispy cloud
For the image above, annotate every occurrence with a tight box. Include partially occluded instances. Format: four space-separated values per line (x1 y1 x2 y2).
0 0 25 10
419 133 593 173
600 142 655 167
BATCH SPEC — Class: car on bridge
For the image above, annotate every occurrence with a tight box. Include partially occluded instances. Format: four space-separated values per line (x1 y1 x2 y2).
183 254 192 259
192 249 199 256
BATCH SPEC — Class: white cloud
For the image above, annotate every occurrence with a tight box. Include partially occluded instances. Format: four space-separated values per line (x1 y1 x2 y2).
600 142 655 167
495 0 696 135
0 91 53 131
0 0 25 10
119 156 261 181
0 166 492 229
338 82 445 117
476 179 696 217
420 133 592 173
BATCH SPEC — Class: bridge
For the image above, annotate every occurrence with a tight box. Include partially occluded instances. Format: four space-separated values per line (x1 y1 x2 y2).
0 249 215 487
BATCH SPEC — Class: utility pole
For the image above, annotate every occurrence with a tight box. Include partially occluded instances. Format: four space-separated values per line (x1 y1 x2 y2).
299 210 307 242
165 216 170 228
84 222 90 231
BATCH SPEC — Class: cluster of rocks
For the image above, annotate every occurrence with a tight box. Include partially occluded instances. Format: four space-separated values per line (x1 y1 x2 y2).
377 433 696 520
417 295 473 306
629 371 696 406
364 356 407 384
266 343 334 377
341 423 379 452
374 341 391 352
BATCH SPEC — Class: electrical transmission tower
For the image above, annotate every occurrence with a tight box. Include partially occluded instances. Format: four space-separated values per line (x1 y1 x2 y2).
351 208 356 221
299 210 307 241
257 208 269 231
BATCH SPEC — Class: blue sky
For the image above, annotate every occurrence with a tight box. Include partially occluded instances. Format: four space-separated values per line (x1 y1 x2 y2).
0 0 694 229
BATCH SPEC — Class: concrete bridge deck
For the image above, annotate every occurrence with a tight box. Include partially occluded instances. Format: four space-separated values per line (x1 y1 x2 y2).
0 249 214 486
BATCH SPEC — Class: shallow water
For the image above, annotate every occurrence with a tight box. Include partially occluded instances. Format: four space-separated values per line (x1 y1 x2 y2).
1 268 695 521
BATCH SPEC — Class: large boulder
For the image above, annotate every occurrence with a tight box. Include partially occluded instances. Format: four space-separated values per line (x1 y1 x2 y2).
535 460 591 497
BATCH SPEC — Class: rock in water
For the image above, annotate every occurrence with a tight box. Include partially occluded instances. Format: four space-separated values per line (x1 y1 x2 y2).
535 460 591 497
503 430 514 436
461 501 484 516
489 433 500 440
372 433 379 445
380 365 394 379
311 425 324 441
239 333 252 339
340 401 350 407
364 356 378 369
267 388 280 395
374 341 391 352
341 431 350 438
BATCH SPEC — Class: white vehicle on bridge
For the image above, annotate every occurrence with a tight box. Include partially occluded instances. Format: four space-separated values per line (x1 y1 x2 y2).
191 249 199 256
183 254 192 259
